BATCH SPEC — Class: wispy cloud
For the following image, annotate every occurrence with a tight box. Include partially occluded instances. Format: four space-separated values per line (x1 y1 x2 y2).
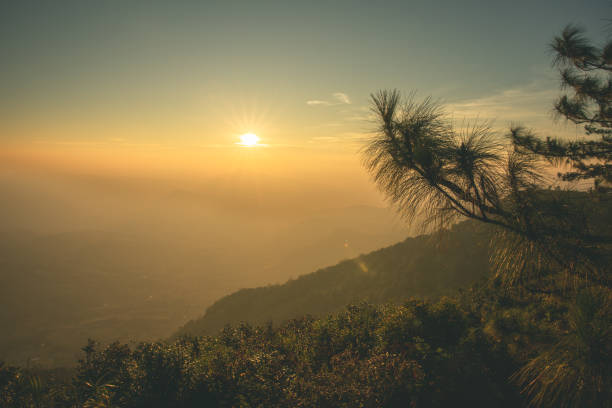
309 136 340 142
447 81 580 138
332 92 351 104
307 92 352 106
307 131 371 147
306 100 332 106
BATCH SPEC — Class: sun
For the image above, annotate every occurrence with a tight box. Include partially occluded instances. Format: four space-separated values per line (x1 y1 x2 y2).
238 133 260 147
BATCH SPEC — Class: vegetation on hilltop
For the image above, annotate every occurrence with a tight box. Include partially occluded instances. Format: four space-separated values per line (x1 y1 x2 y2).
176 220 490 337
1 281 609 407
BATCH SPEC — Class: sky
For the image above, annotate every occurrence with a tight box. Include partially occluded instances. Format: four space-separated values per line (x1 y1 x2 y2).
0 0 610 187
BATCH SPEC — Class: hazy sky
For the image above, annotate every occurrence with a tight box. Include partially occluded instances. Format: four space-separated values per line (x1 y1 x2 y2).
1 0 609 178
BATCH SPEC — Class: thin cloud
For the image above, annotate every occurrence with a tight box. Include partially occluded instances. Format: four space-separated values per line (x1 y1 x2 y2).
306 92 352 106
308 131 371 146
447 81 580 138
332 92 351 104
306 100 332 106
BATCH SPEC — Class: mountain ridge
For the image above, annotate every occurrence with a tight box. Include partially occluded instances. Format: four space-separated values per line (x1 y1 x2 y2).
175 220 492 338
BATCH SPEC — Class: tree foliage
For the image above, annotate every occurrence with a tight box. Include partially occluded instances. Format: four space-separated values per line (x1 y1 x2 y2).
361 24 612 408
513 25 611 190
363 91 610 287
0 291 533 408
512 287 612 408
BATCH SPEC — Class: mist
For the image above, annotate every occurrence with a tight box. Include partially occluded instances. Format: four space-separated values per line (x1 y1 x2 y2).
0 154 410 366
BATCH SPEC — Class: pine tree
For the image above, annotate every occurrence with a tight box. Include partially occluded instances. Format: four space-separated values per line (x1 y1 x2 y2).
512 25 611 190
362 24 612 408
362 29 611 288
363 90 609 288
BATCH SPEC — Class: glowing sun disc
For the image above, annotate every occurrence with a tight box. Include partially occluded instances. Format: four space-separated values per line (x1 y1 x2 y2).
239 133 260 146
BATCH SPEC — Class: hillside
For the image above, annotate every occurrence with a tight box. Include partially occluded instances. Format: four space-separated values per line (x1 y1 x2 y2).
176 220 492 337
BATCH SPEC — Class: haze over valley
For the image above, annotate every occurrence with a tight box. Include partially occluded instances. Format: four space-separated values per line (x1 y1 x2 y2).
0 158 409 366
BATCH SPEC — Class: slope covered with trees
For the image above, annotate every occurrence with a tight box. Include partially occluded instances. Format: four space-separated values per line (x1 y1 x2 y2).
1 280 609 407
176 220 491 337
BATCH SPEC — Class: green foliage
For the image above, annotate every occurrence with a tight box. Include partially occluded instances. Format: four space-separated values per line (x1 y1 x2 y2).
2 265 609 408
0 362 57 408
513 288 612 408
4 284 558 407
513 25 611 189
176 219 491 338
364 90 611 288
362 27 611 290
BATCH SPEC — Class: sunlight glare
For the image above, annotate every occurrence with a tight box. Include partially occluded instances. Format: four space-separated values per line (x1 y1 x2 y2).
239 133 260 147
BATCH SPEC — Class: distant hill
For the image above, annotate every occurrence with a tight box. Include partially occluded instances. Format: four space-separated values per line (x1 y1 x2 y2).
175 220 492 337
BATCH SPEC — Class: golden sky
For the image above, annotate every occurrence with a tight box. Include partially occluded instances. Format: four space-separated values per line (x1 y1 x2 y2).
1 0 606 198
